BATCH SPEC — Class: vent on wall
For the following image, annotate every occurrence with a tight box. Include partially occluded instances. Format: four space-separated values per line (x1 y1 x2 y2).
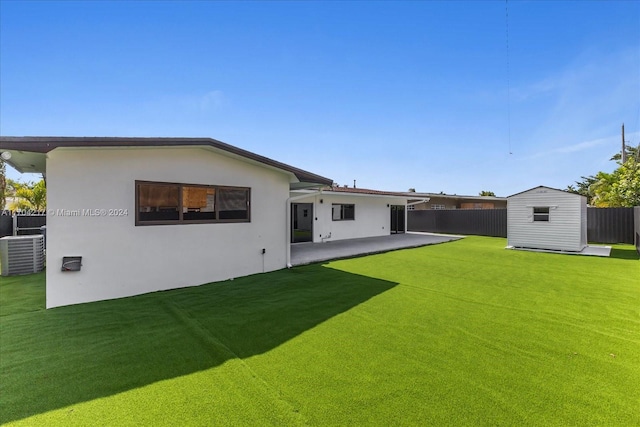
0 235 45 276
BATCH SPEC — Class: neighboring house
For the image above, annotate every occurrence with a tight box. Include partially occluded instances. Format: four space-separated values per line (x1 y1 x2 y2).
404 192 507 210
0 136 332 308
290 186 409 243
507 186 587 252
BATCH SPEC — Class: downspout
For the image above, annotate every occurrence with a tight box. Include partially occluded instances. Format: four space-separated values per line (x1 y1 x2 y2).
286 189 323 268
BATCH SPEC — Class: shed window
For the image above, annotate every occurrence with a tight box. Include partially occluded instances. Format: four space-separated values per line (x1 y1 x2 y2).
136 181 250 225
533 207 550 222
332 204 355 221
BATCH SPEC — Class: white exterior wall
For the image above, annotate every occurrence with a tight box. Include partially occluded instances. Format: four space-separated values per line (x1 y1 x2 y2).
507 187 587 252
292 193 407 242
46 147 291 308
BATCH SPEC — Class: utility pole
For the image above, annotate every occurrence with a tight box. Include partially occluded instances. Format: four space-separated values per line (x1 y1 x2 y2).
621 123 627 163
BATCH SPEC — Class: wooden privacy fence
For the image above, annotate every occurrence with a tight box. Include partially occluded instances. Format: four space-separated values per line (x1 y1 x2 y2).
408 207 637 244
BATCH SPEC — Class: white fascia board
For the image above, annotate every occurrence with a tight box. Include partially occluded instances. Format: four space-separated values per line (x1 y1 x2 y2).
321 192 408 200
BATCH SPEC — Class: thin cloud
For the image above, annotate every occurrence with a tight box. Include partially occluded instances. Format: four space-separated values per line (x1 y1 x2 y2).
511 77 558 102
512 47 639 158
199 90 225 111
528 131 639 160
530 136 611 159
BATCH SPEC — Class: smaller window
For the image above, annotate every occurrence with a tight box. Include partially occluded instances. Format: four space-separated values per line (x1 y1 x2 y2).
407 205 415 211
533 207 550 222
431 204 446 210
332 204 355 221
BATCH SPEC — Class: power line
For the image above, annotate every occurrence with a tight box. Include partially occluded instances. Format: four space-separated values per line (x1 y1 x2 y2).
505 0 512 155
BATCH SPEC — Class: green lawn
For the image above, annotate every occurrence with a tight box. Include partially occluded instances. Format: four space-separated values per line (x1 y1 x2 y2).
1 237 638 426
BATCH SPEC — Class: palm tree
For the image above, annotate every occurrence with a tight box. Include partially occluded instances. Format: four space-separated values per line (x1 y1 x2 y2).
11 179 46 211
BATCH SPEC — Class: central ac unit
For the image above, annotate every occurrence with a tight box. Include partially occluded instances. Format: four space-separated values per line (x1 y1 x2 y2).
0 235 45 276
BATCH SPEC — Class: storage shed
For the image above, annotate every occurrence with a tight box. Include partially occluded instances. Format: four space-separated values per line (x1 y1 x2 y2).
507 186 587 252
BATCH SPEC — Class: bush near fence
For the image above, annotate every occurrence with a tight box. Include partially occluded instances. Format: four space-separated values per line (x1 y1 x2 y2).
408 207 637 244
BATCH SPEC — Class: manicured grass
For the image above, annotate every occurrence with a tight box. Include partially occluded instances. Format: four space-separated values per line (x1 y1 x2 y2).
1 237 638 426
0 271 45 316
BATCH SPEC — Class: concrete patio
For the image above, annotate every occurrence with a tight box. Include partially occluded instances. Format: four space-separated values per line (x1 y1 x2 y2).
290 232 463 266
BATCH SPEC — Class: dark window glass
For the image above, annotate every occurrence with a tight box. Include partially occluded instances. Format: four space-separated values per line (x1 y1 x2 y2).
533 207 550 222
218 188 249 220
343 204 355 220
138 183 180 222
136 181 250 225
332 204 355 221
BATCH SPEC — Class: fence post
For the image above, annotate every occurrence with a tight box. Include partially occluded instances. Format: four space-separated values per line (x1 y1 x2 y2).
12 213 17 236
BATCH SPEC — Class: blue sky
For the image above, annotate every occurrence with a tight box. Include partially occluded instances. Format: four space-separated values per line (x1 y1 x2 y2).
1 1 638 196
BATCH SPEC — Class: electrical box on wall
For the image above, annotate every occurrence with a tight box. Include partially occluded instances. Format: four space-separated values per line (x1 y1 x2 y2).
61 256 82 272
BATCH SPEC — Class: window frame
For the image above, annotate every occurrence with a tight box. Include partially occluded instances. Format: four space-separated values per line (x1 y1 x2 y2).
532 206 550 222
135 180 251 226
332 203 355 221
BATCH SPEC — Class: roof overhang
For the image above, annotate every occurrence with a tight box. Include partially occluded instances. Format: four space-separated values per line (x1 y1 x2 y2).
0 136 333 188
404 193 506 202
0 149 46 174
291 188 409 200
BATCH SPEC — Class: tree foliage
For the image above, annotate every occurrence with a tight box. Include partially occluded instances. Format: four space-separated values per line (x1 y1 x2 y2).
568 144 640 207
9 179 47 211
566 175 598 204
479 191 496 197
610 144 639 162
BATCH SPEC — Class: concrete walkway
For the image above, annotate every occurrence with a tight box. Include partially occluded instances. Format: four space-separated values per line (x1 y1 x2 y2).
290 232 462 266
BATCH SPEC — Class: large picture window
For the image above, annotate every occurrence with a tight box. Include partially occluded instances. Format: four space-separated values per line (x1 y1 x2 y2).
136 181 250 225
332 203 355 221
533 207 550 222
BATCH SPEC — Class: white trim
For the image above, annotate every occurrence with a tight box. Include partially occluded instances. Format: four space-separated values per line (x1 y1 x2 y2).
407 198 430 206
317 192 408 200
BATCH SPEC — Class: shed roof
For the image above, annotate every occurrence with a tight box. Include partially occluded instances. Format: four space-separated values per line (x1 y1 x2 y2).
507 185 585 199
0 136 333 187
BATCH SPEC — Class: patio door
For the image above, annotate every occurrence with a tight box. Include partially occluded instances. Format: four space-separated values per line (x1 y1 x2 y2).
390 205 405 234
292 203 313 243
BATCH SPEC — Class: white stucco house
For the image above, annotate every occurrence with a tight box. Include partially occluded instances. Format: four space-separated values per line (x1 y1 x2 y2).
1 136 334 308
289 186 409 245
507 186 587 252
